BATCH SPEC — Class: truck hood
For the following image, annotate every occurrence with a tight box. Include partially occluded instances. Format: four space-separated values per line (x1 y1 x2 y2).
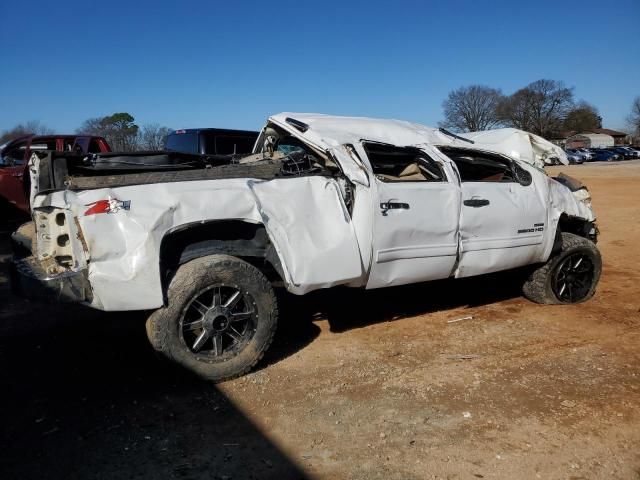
268 113 567 170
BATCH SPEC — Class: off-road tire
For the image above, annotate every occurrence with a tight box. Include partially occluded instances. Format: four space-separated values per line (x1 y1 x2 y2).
146 254 278 382
522 232 602 304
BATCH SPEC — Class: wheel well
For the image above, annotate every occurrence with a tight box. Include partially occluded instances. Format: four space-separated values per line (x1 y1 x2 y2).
554 214 598 253
159 220 285 303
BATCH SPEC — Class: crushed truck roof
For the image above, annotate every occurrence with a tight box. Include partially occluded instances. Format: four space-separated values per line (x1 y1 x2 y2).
269 113 567 168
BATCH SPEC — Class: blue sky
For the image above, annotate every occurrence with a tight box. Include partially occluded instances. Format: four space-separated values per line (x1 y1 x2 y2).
1 0 638 133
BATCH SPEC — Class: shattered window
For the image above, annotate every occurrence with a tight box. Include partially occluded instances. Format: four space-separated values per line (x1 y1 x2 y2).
440 147 515 183
276 136 307 155
363 142 445 182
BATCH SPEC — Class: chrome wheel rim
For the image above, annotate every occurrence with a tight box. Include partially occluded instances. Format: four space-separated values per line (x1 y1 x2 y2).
179 284 257 362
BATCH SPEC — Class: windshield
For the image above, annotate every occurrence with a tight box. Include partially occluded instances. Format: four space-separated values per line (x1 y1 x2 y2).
0 142 27 166
276 136 308 155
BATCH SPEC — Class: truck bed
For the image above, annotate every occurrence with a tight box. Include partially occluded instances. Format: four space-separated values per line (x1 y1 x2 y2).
66 161 283 190
34 150 333 191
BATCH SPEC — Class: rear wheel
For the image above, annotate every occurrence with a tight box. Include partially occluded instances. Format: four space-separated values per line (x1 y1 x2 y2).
522 232 601 304
146 254 278 382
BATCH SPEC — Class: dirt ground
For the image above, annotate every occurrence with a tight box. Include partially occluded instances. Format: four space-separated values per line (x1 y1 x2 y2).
1 161 639 480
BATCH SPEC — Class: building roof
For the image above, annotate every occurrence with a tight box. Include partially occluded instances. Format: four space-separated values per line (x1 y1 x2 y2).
586 128 628 137
551 128 628 140
568 133 613 141
548 130 576 140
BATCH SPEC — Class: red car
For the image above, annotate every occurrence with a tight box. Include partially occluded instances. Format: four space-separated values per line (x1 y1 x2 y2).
0 134 111 212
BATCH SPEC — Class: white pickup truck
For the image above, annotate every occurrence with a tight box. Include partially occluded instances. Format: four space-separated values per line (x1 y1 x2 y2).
11 113 601 381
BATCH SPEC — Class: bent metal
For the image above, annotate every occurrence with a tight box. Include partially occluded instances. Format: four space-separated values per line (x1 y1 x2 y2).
11 113 602 381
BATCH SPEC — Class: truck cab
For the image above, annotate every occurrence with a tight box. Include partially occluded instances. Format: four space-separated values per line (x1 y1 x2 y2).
164 128 259 156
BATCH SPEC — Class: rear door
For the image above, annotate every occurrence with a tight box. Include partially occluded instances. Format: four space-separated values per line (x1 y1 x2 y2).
441 147 547 278
364 142 461 289
0 139 31 211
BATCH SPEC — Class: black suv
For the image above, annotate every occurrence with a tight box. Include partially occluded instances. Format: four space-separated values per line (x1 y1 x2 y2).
165 128 259 156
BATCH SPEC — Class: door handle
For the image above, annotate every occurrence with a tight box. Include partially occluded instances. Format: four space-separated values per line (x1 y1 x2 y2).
463 198 490 207
380 202 410 215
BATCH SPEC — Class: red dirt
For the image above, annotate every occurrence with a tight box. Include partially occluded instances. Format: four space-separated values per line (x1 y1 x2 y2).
1 161 638 479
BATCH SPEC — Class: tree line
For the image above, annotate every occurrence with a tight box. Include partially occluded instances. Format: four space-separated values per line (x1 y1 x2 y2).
439 79 611 138
0 113 171 152
629 97 640 138
2 89 640 147
76 113 171 152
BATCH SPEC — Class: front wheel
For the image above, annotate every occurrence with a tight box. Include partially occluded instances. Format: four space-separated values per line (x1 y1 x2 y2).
522 232 602 304
146 254 278 382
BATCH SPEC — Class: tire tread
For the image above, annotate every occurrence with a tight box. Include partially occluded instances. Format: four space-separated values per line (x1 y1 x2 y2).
146 255 278 382
522 232 601 305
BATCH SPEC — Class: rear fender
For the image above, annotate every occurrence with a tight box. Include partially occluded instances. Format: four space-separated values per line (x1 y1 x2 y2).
51 175 364 310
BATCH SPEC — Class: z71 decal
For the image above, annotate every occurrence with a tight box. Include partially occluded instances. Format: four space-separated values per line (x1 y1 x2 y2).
84 197 131 216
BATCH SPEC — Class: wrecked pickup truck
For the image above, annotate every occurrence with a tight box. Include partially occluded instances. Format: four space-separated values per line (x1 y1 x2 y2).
11 113 601 381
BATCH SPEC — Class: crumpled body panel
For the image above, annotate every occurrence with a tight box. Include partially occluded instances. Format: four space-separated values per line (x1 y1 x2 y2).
461 128 568 168
36 176 364 310
268 114 567 168
27 113 597 313
250 177 364 293
548 177 595 222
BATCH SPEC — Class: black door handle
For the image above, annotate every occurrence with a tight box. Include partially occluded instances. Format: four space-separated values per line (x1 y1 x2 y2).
380 202 410 215
463 198 490 207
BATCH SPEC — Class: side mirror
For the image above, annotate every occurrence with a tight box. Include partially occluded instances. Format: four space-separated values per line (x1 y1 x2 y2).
513 163 532 186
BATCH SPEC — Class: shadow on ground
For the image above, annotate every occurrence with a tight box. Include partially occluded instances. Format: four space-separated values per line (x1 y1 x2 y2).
277 269 526 335
0 236 310 479
0 226 525 479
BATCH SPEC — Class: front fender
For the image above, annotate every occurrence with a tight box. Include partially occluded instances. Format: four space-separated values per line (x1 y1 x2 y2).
543 177 597 261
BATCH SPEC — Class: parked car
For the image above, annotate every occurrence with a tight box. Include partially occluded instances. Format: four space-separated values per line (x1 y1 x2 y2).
575 148 594 161
607 147 635 160
566 149 591 162
590 149 620 162
12 114 601 382
165 128 259 156
564 150 584 164
616 146 640 159
0 134 111 212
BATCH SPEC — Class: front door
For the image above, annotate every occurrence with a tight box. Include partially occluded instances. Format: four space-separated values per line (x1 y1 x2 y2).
364 142 461 289
442 147 548 278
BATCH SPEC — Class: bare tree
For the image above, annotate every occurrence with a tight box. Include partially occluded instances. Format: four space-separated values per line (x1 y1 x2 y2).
563 101 601 133
76 117 104 136
439 85 504 132
628 96 640 135
498 79 574 138
138 123 172 150
0 120 53 144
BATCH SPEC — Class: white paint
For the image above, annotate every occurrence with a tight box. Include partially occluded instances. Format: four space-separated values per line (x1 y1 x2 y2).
28 113 596 312
461 128 568 168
